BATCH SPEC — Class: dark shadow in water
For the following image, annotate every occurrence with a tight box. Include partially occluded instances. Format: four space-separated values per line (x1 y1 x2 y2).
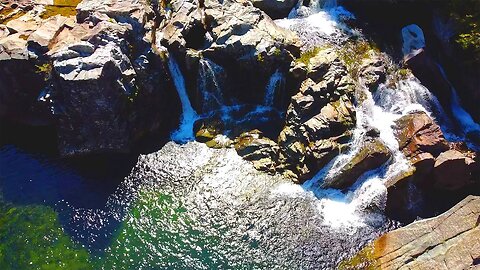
0 118 168 251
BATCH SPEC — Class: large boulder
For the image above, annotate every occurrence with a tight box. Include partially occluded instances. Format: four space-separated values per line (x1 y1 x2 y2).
340 195 480 270
322 138 392 190
394 111 449 170
234 130 279 173
433 149 477 191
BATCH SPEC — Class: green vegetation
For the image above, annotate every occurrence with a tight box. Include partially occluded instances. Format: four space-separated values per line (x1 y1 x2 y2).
338 40 378 77
296 47 321 65
448 0 480 62
0 203 92 270
35 62 53 81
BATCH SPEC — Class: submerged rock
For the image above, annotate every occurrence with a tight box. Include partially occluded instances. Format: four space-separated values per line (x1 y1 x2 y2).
341 195 480 270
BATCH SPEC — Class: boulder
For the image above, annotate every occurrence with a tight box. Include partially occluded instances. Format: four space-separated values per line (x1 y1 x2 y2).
433 150 476 191
235 130 279 173
340 195 480 270
322 138 392 189
394 111 450 164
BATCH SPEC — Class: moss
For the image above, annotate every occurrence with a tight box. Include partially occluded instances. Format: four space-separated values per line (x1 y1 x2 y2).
338 40 376 78
0 204 92 270
296 47 321 66
40 0 82 19
35 62 53 81
338 245 376 270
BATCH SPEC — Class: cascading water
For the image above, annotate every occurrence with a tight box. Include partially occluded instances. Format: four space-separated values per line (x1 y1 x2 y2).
263 69 284 107
198 58 227 113
436 64 480 150
168 56 198 142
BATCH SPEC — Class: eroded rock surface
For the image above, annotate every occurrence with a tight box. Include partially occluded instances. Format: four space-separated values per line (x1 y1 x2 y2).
341 195 480 270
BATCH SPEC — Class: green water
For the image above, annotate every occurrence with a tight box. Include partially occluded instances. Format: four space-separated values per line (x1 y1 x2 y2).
0 190 265 269
0 203 92 269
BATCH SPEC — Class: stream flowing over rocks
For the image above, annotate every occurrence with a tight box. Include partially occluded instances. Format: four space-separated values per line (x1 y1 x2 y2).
0 0 479 269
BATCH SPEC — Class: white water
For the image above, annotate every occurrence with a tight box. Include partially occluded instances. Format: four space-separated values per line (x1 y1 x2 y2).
199 58 226 113
168 56 198 142
264 69 284 107
436 64 480 146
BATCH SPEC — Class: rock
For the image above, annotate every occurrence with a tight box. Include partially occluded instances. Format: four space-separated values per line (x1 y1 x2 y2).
158 0 301 103
358 54 386 91
433 150 476 191
394 111 450 164
251 0 297 19
340 195 480 270
235 130 279 173
278 47 356 182
401 24 425 57
322 138 392 189
28 15 70 54
76 0 151 28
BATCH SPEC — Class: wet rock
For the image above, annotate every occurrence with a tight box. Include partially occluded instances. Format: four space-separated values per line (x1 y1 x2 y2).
251 0 297 19
341 195 480 270
433 150 476 191
322 138 392 190
278 47 356 182
158 0 301 103
235 130 279 173
358 54 386 91
394 111 450 164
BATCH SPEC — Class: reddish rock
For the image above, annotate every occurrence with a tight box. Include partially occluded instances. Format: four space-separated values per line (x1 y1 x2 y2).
433 150 476 191
394 111 449 166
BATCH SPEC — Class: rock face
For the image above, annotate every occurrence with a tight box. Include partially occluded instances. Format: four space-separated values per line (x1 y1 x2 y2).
0 0 180 155
157 0 301 105
277 48 356 181
340 195 480 270
386 111 478 221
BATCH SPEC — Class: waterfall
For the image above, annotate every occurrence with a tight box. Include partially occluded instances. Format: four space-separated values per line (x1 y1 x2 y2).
198 58 226 113
435 64 480 149
168 56 198 142
264 69 285 107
